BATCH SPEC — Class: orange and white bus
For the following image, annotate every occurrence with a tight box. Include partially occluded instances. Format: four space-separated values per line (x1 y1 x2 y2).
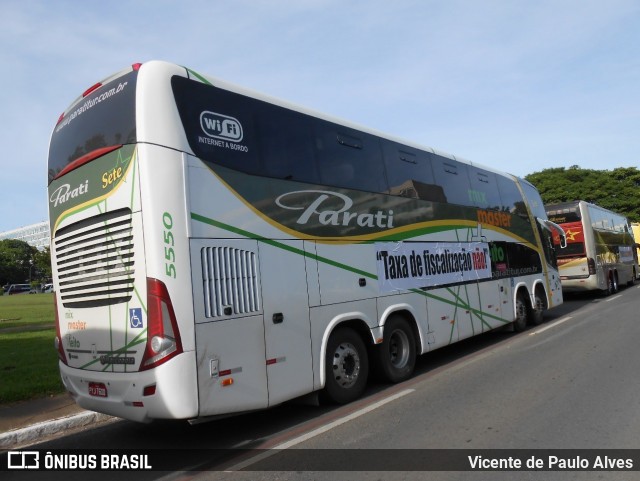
631 223 640 276
546 201 637 294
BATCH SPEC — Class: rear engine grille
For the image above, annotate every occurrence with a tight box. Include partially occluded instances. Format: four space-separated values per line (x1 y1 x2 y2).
54 208 135 308
201 246 260 318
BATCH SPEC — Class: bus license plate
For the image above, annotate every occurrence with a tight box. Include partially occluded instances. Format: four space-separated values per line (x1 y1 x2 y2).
88 382 108 398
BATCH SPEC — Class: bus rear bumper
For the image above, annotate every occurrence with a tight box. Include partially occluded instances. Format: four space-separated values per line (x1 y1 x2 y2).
59 351 198 423
560 275 600 292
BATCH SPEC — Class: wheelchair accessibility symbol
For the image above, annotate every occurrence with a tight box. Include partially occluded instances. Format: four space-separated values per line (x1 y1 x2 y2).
129 308 143 328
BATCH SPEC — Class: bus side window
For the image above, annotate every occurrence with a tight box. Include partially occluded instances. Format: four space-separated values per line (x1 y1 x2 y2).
431 155 472 206
382 141 445 202
496 175 527 217
468 166 501 210
314 121 386 193
256 104 319 184
172 78 262 176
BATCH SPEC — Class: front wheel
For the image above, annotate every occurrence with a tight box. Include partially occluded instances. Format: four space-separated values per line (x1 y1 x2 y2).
322 327 369 404
376 316 416 383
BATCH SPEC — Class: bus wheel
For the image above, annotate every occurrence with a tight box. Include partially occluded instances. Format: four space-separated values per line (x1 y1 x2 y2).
513 292 528 332
376 315 416 383
607 273 618 295
323 327 369 404
528 290 545 326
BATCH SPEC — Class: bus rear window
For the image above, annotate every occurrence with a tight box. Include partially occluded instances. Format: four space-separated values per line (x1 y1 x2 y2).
546 207 582 224
48 69 138 184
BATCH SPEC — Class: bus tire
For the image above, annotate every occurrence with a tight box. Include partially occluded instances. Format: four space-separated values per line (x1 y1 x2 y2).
322 327 369 404
513 292 528 332
376 315 416 383
606 272 618 295
528 290 545 326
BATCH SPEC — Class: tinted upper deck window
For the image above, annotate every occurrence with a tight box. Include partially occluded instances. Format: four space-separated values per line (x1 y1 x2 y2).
468 166 502 210
382 142 446 202
518 179 547 219
255 103 319 184
313 122 386 193
496 174 527 216
173 76 391 192
431 155 472 206
173 76 261 175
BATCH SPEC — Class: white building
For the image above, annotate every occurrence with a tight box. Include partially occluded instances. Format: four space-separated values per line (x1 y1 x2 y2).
0 221 50 250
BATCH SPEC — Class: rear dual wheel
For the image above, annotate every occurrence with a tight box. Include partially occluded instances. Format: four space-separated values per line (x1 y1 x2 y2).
513 292 528 332
322 317 418 404
376 315 416 383
606 272 618 295
514 290 546 331
529 290 545 326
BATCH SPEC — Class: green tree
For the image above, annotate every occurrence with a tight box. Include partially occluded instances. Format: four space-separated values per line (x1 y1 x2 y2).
0 239 38 285
33 246 52 282
525 167 640 223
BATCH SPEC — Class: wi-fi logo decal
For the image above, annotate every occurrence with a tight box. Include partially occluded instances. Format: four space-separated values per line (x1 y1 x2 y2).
200 111 243 142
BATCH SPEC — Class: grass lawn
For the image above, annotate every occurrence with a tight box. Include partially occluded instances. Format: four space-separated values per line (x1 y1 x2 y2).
0 328 64 403
0 292 56 329
0 293 65 403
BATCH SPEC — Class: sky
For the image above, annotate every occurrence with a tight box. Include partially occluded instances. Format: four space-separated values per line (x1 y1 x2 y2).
1 0 638 233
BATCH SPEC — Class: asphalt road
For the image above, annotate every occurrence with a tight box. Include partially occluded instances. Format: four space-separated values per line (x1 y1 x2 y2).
6 284 640 481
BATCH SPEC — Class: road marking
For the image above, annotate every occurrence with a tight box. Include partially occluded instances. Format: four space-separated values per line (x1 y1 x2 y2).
225 388 415 471
605 294 623 302
529 316 573 335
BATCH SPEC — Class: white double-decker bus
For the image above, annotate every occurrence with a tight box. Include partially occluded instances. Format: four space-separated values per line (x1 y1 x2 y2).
48 61 564 423
546 201 637 294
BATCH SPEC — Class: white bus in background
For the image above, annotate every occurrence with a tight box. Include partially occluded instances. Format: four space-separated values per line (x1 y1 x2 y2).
47 61 565 423
545 201 637 294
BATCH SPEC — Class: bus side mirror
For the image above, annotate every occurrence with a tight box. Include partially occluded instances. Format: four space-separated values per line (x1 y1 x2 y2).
539 218 567 249
558 234 567 249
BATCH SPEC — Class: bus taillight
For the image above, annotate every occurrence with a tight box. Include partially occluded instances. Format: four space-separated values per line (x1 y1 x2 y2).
82 82 103 98
141 278 183 371
53 295 67 365
588 257 597 275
